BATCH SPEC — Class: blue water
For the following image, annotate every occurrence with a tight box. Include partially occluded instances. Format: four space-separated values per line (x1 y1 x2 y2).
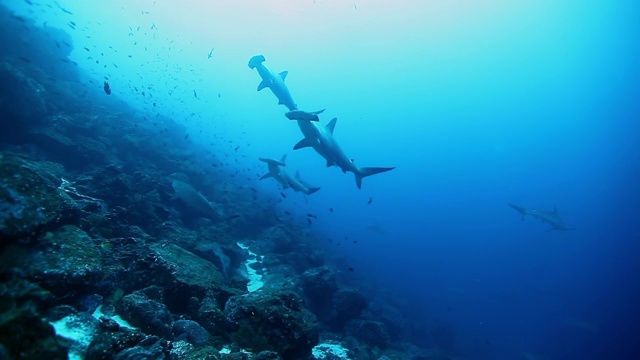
6 0 639 358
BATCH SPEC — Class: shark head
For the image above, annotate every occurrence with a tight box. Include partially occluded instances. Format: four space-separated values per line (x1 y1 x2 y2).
248 54 266 69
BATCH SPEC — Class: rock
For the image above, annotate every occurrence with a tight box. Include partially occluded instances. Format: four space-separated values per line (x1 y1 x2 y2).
197 291 232 338
0 310 70 359
330 288 368 329
254 350 282 360
300 266 338 315
148 243 228 312
224 289 318 359
25 225 103 298
172 319 213 347
0 59 48 138
111 336 166 360
0 153 80 245
85 331 146 360
345 320 390 349
28 116 111 170
259 225 294 254
117 289 173 338
48 311 101 359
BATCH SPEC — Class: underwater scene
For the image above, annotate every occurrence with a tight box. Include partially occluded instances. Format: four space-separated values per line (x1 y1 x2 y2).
1 1 639 359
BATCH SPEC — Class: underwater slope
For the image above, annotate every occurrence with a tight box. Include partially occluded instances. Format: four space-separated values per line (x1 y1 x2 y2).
0 4 448 360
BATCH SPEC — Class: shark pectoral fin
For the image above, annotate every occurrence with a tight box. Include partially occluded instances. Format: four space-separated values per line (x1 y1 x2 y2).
279 71 288 81
293 138 314 150
307 187 321 195
326 118 337 134
259 173 271 180
257 80 269 91
326 160 334 167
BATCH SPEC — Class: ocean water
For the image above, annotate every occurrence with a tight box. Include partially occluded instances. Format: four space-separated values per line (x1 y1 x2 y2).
3 0 639 359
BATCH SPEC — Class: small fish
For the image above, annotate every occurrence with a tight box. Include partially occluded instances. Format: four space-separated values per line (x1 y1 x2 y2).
280 192 286 198
207 47 215 59
103 81 112 95
307 218 312 225
367 197 372 204
193 90 198 98
348 267 354 272
56 3 74 15
329 208 334 213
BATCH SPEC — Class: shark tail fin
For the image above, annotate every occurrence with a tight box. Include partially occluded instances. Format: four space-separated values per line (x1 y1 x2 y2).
355 167 396 189
248 55 265 69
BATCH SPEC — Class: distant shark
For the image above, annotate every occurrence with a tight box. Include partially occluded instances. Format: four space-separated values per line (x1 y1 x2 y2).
287 113 395 189
171 179 224 220
259 155 320 195
508 203 575 231
248 55 297 111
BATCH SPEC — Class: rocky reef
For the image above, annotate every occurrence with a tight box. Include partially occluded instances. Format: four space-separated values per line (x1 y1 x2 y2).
0 5 454 360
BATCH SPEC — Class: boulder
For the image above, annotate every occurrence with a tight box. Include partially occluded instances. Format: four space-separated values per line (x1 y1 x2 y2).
224 289 319 359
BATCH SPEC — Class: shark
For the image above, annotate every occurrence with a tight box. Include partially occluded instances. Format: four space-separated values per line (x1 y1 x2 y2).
259 155 320 195
248 55 297 111
171 179 225 220
508 203 575 231
288 114 395 189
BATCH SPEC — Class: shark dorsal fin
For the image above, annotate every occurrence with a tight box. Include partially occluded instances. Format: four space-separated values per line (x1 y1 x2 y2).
293 138 314 150
279 71 288 81
280 154 287 165
295 171 301 180
257 80 269 91
326 118 337 134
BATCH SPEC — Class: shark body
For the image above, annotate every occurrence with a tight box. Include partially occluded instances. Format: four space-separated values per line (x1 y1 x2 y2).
171 179 224 220
248 55 297 111
508 203 575 231
259 155 320 195
292 117 395 189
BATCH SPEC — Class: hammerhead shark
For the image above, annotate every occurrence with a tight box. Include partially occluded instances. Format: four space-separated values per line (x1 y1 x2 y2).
259 155 320 195
508 203 575 231
248 55 297 111
287 112 395 189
